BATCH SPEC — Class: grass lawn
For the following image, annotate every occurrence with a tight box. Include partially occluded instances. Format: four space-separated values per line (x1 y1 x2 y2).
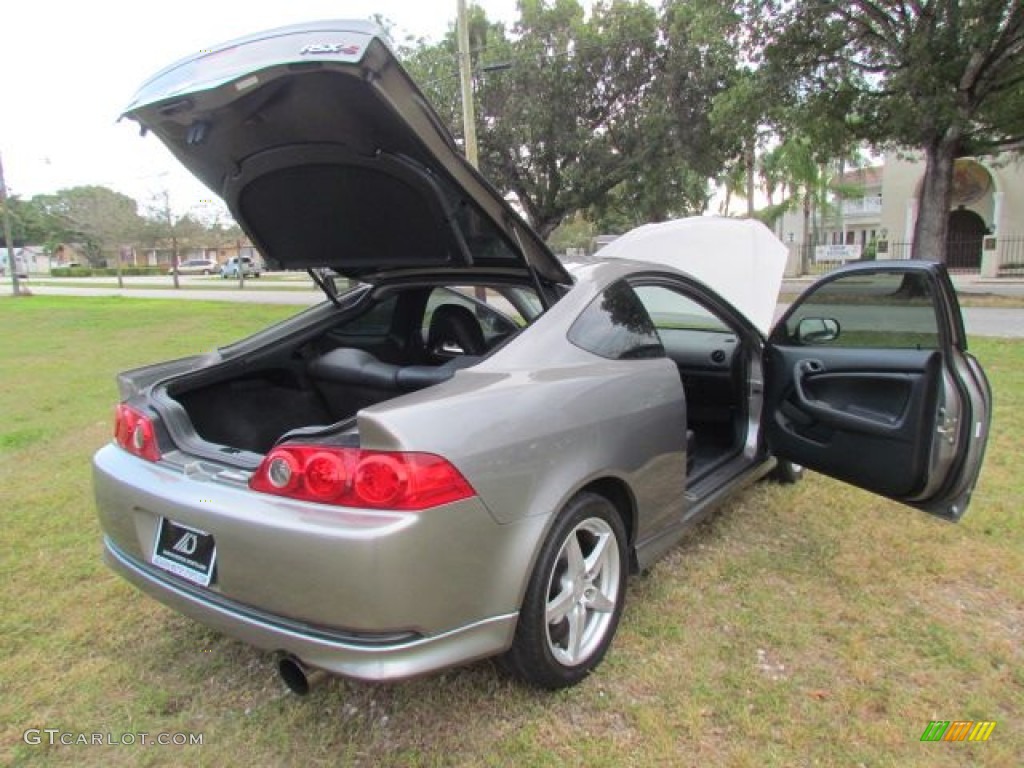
1 296 1021 767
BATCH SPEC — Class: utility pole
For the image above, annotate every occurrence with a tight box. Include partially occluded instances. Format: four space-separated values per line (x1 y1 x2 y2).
458 0 491 304
0 150 22 296
456 0 479 169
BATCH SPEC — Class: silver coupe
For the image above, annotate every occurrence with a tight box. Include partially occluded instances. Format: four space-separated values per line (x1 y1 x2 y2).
94 20 991 692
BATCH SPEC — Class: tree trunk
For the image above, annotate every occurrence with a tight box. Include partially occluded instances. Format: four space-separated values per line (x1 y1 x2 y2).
801 194 812 274
912 135 959 262
171 235 180 290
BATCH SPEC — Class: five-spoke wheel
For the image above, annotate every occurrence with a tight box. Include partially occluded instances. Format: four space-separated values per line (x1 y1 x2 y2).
501 492 627 689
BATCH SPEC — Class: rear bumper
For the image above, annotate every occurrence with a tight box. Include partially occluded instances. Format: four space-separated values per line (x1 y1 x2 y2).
104 537 516 681
93 443 544 681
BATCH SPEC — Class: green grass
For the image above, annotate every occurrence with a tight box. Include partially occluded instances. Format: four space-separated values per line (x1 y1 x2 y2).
1 295 1022 767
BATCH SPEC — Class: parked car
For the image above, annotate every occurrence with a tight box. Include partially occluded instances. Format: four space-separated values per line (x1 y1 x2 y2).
170 258 219 275
220 255 262 278
95 20 991 693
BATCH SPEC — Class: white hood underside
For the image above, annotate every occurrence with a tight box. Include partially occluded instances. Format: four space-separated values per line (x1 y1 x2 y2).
597 217 788 336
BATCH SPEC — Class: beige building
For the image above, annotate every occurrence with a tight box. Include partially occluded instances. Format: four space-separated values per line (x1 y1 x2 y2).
780 151 1024 277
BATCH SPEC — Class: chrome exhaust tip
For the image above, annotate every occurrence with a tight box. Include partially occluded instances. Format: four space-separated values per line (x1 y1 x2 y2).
277 654 328 696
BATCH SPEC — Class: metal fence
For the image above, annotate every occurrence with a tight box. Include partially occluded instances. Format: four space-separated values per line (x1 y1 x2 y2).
993 235 1024 277
792 235 1024 277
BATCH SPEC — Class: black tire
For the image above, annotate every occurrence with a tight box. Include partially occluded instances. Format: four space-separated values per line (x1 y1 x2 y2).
771 459 805 484
501 492 628 689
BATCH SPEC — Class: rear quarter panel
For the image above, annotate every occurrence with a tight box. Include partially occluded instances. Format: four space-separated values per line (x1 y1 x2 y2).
357 274 689 601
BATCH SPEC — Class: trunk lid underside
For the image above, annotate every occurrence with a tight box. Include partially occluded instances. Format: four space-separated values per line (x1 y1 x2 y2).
121 20 569 285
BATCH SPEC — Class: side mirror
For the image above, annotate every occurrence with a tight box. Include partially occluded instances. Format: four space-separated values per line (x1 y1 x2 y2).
795 317 840 345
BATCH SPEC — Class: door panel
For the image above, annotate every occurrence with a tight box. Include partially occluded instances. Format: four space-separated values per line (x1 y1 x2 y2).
767 262 991 521
767 346 942 498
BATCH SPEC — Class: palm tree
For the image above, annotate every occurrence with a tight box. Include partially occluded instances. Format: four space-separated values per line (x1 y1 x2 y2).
760 137 867 273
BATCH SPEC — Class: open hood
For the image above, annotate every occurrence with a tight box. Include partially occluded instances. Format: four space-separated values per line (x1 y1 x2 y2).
597 217 788 336
122 20 569 285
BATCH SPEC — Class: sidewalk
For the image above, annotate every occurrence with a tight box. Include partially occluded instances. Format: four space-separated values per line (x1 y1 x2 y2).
4 275 1023 337
783 272 1024 297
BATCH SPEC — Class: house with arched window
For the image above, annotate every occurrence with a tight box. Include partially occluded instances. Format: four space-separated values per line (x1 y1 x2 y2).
779 152 1024 277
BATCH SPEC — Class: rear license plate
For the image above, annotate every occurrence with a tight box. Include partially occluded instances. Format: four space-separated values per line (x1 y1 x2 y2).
152 518 216 587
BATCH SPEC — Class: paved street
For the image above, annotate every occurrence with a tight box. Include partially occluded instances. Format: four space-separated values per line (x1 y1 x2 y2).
3 274 1023 337
13 282 322 306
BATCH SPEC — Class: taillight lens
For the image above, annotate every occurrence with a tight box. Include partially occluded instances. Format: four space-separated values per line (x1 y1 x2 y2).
114 404 162 462
249 446 475 510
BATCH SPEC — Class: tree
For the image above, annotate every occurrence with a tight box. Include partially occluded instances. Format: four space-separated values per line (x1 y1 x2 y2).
480 0 670 237
547 212 597 253
405 0 731 238
592 0 742 230
32 186 144 266
766 1 1024 261
142 191 210 288
0 195 59 247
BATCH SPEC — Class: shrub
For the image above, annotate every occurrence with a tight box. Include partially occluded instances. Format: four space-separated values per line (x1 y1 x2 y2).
50 266 167 277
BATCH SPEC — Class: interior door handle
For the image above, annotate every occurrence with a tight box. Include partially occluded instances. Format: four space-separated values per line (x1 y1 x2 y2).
791 359 901 437
792 359 825 407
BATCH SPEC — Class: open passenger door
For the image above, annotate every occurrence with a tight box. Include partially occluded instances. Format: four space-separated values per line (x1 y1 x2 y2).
765 262 991 521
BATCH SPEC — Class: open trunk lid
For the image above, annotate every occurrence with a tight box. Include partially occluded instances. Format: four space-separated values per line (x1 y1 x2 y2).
121 20 569 285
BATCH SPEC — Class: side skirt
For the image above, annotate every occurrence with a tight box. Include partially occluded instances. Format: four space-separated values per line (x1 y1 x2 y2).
633 458 776 571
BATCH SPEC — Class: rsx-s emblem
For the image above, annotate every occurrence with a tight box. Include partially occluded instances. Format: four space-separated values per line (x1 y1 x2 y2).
172 531 199 556
300 43 361 56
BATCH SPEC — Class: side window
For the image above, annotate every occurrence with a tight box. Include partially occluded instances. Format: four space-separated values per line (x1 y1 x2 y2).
422 287 521 345
632 285 731 333
568 280 664 360
778 271 940 349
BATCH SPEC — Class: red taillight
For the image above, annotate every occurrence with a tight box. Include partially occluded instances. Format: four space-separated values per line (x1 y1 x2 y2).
114 404 162 462
354 454 407 506
249 446 475 510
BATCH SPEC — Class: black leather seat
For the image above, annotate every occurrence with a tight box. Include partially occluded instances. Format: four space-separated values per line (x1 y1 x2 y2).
427 304 487 357
307 347 400 389
308 347 478 395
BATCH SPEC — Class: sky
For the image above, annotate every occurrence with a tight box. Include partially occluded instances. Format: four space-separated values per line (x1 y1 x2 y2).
1 1 522 216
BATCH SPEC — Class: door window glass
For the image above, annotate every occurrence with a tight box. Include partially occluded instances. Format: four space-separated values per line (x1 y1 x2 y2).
632 285 730 333
779 271 940 349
